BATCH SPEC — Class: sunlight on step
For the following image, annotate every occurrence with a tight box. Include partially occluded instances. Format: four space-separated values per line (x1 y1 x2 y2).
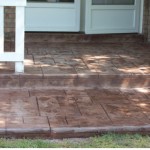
135 88 150 94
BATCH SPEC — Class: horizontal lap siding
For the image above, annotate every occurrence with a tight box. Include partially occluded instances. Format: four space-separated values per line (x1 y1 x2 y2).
147 0 150 42
4 6 15 34
4 7 15 52
143 0 148 41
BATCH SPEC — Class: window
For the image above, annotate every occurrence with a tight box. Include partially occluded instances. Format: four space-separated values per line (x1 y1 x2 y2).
92 0 135 5
27 0 74 3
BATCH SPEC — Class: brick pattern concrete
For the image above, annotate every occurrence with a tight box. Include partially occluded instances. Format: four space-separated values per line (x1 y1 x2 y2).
0 88 149 138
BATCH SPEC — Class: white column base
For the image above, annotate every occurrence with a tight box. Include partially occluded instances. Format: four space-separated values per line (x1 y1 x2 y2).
15 61 24 73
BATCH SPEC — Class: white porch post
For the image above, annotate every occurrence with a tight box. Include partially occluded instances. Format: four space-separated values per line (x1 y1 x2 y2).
0 0 26 73
15 6 25 73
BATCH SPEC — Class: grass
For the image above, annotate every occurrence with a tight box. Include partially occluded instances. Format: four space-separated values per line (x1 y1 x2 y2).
0 134 150 148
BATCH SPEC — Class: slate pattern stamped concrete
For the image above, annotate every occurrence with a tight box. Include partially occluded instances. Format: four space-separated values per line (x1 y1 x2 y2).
1 35 150 89
0 33 149 138
0 88 149 138
26 42 150 76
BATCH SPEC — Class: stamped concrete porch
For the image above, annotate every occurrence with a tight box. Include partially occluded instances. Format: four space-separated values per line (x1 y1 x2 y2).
0 33 150 138
2 33 150 89
0 88 149 138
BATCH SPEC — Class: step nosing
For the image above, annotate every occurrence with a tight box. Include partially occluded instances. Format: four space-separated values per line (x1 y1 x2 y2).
0 74 149 77
3 125 150 136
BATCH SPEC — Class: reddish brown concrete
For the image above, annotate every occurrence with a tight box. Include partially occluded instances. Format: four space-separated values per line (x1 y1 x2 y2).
1 34 150 89
0 33 149 138
0 88 149 138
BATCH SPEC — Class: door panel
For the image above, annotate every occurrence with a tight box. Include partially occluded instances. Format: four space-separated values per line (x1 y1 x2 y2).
25 0 80 32
85 0 141 34
91 10 135 29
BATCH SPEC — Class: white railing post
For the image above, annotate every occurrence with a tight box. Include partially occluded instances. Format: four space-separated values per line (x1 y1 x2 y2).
0 0 26 73
15 6 25 73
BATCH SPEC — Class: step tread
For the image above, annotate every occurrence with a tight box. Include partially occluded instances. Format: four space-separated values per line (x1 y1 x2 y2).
0 88 149 138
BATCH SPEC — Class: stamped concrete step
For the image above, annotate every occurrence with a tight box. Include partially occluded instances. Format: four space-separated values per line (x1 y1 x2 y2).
2 38 150 89
25 33 144 43
0 88 149 138
0 73 149 89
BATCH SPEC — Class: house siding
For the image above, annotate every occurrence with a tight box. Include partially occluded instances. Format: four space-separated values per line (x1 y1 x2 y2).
4 7 15 34
147 0 150 42
3 1 150 42
143 0 150 42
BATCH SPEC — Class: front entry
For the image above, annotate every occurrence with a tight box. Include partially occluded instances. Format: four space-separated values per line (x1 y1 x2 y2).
25 0 142 34
85 0 141 34
25 0 80 32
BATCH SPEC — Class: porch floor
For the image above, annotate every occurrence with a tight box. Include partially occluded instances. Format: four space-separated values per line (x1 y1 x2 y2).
3 41 150 76
0 33 150 138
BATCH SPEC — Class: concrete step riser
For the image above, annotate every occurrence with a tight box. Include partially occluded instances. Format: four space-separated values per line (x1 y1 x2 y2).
24 33 144 43
3 125 150 139
1 75 149 89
